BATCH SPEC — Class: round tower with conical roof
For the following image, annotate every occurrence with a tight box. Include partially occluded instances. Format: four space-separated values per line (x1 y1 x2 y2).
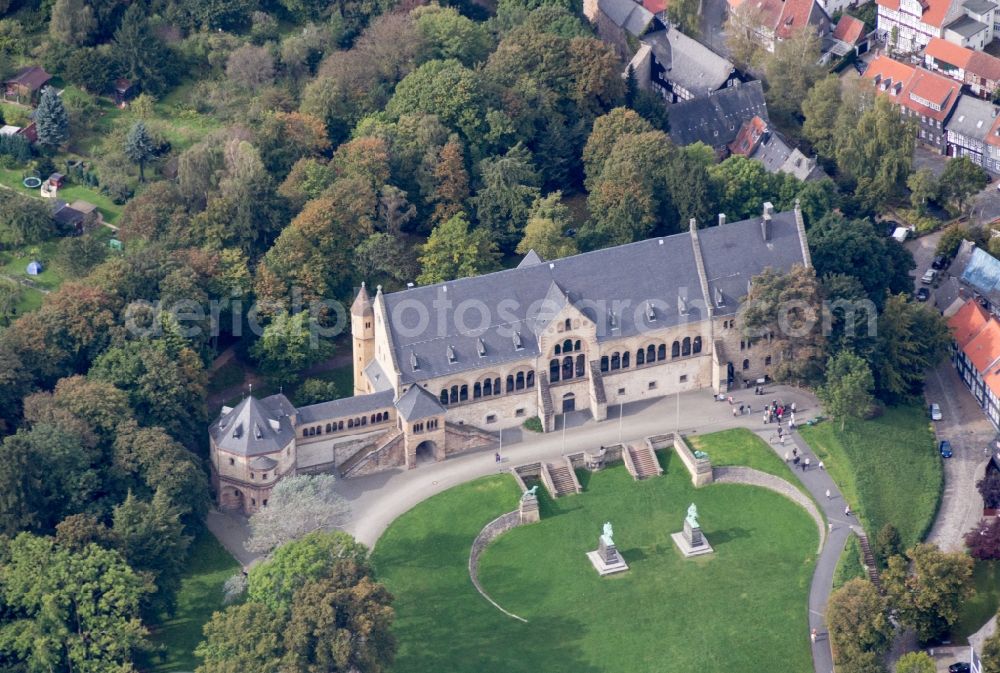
351 282 375 396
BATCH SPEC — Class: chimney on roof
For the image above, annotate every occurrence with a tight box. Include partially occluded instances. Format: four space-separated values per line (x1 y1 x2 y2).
718 213 726 226
689 217 698 232
762 202 773 242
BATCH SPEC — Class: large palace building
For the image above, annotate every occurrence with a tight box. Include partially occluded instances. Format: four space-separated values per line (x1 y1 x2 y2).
209 202 811 513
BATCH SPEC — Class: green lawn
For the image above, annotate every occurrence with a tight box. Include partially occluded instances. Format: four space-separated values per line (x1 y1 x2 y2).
689 428 805 490
299 363 355 399
0 240 64 290
799 405 941 548
832 535 866 590
951 560 1000 644
0 167 123 223
372 454 817 673
147 529 240 672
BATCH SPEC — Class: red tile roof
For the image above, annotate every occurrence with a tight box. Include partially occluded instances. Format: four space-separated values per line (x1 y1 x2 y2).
904 68 962 122
642 0 668 13
833 15 866 44
728 116 768 156
876 0 953 27
925 37 974 69
949 298 990 347
988 115 1000 148
729 0 825 39
967 50 1000 83
964 319 1000 373
864 55 961 123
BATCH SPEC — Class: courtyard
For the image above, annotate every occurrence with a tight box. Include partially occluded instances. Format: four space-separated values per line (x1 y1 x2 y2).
371 449 818 673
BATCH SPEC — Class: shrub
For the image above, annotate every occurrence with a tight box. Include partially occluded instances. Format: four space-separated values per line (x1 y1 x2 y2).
523 416 543 433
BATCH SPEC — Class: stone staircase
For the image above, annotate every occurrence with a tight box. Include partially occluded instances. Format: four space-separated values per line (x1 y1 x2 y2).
547 462 578 497
858 534 882 591
589 360 607 405
339 431 402 478
627 444 662 480
538 371 554 432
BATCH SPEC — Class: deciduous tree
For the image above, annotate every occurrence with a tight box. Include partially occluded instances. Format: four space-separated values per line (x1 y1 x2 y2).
908 168 938 214
0 533 152 672
196 602 286 673
473 143 541 251
739 265 828 383
965 518 1000 560
979 470 1000 509
883 543 974 642
251 310 332 386
896 652 936 673
938 156 990 216
517 192 578 260
826 578 893 667
764 27 825 125
429 137 470 224
870 295 950 403
417 213 500 284
582 107 653 190
49 0 96 45
802 75 842 159
818 350 874 430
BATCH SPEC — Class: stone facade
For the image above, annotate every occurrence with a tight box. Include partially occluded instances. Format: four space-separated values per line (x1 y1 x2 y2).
208 204 810 514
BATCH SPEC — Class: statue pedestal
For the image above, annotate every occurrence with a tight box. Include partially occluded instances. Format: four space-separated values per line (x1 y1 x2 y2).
672 519 714 558
519 494 540 524
587 535 629 576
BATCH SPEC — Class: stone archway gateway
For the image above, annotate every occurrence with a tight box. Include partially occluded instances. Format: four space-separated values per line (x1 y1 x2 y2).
415 440 439 463
218 485 244 512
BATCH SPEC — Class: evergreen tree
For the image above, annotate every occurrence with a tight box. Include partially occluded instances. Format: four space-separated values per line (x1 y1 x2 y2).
34 87 69 148
113 4 174 94
124 121 154 182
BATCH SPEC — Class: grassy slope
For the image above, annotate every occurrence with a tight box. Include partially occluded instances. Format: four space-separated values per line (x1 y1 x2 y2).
147 529 240 672
0 167 123 223
952 560 1000 644
799 404 941 548
373 455 816 673
689 428 807 493
832 535 866 590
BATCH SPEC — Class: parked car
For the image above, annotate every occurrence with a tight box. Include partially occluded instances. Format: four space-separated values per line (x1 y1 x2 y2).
854 61 867 74
949 663 971 673
940 440 953 458
921 269 938 285
930 403 942 420
932 255 949 270
884 220 901 237
917 287 930 302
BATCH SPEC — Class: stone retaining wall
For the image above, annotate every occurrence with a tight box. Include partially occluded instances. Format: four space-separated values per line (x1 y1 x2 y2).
713 466 825 553
468 511 528 622
674 434 713 487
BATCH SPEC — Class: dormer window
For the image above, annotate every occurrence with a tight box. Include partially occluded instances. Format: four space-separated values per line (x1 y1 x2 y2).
232 423 243 439
447 345 456 363
254 423 263 440
410 351 419 371
677 296 688 316
608 309 618 329
646 303 656 322
512 332 523 350
477 338 487 357
715 287 725 308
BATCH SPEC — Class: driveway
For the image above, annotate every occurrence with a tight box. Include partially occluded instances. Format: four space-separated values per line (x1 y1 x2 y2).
970 178 1000 225
925 363 993 551
914 146 950 178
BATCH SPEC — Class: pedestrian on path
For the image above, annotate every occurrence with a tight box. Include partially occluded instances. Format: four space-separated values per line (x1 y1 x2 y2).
825 489 831 499
828 522 833 533
804 458 811 470
818 461 825 470
495 452 501 464
792 447 798 457
810 628 817 644
801 460 807 472
845 505 851 516
733 406 738 417
785 452 791 461
747 403 752 414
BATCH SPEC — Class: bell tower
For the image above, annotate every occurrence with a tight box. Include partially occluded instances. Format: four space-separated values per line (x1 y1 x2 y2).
351 282 375 396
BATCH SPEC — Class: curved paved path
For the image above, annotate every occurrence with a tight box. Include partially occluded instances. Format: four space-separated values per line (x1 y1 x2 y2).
208 384 855 673
751 428 863 673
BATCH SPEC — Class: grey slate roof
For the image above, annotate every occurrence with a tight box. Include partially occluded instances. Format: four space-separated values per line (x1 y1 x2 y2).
517 249 544 268
964 0 997 15
211 394 296 457
946 14 988 37
668 81 768 149
644 28 736 98
296 389 395 424
394 385 445 421
364 359 394 392
249 455 278 470
946 95 997 141
380 206 807 383
698 211 808 316
598 0 659 36
750 131 826 182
